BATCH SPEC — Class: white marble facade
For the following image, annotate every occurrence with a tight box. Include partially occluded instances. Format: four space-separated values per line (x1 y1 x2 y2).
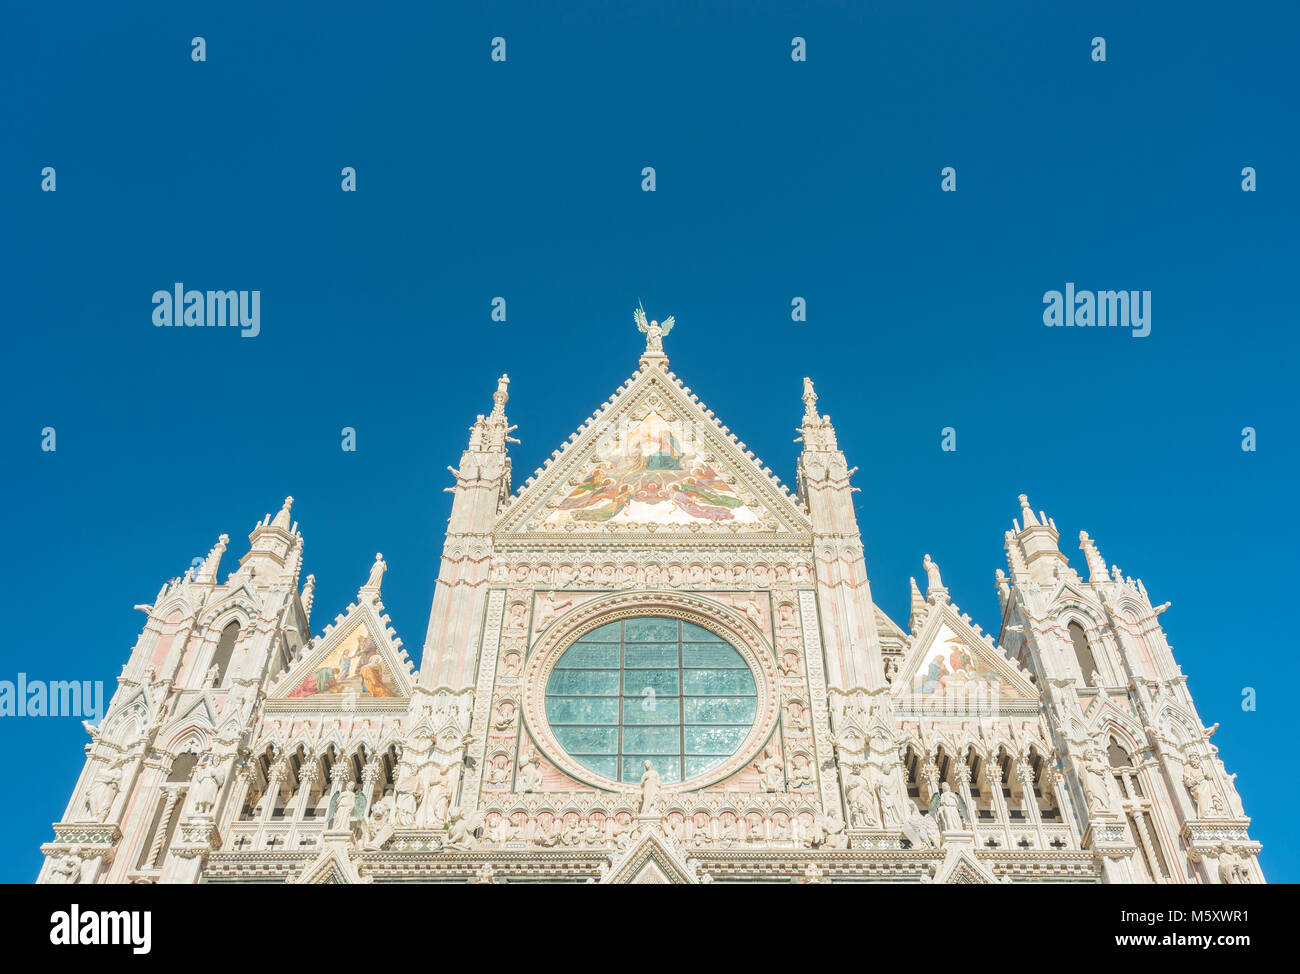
39 314 1262 884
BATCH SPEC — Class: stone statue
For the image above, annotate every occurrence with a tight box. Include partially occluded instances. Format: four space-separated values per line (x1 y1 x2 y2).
329 783 357 831
518 751 543 792
844 765 878 827
48 848 85 884
812 811 848 850
923 554 944 594
1182 755 1221 818
1216 844 1249 884
364 553 387 590
85 758 124 822
639 760 661 815
755 749 784 792
634 303 675 356
364 789 395 849
189 757 224 816
446 806 485 849
203 663 220 688
935 782 965 831
1077 744 1115 815
533 591 573 632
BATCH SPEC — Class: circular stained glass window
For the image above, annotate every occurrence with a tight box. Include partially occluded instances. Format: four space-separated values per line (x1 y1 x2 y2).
543 616 759 785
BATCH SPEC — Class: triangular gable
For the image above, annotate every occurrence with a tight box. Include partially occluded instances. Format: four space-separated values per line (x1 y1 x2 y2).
498 365 810 536
601 827 700 884
171 693 217 730
290 841 371 884
894 601 1037 707
267 599 411 704
932 842 1000 884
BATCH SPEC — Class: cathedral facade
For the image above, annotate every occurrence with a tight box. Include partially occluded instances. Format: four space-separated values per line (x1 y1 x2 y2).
39 316 1262 884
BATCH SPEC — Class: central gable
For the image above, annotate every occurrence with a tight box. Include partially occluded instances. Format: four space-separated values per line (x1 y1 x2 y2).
497 366 810 536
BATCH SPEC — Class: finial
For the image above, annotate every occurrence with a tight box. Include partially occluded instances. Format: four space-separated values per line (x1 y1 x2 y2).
634 302 675 363
491 375 510 416
1017 494 1040 528
801 377 820 423
1079 530 1108 583
195 533 230 583
272 496 294 529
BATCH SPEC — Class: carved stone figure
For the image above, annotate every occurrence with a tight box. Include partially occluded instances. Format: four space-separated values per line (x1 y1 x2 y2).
634 303 675 355
48 849 85 884
533 590 573 632
364 553 387 590
1078 744 1116 815
844 765 879 827
518 751 543 792
923 554 943 593
935 782 964 831
85 759 124 822
1216 844 1249 884
1182 755 1222 818
189 757 224 816
446 806 484 849
328 783 357 831
639 760 661 815
755 749 784 792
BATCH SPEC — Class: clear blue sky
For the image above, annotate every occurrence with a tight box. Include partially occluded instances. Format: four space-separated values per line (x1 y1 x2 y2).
2 1 1295 882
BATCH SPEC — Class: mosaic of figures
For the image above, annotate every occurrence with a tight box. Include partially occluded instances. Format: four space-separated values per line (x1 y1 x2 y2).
287 626 399 699
541 412 760 526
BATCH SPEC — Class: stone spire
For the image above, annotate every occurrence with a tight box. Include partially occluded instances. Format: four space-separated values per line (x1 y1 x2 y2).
194 534 229 584
1079 531 1108 584
796 377 885 693
239 496 303 576
481 375 518 453
1018 493 1040 528
909 576 926 630
922 554 948 603
1010 493 1066 585
271 496 294 530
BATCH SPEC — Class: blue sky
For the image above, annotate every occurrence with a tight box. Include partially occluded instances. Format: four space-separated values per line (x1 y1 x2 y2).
2 1 1296 882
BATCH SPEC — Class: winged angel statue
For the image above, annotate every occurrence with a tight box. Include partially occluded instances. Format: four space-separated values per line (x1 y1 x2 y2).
634 301 675 355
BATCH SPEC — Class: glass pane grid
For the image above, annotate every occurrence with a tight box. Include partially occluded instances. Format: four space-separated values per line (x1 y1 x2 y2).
544 617 758 784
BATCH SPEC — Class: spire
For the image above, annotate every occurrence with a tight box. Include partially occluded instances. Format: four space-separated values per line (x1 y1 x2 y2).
301 574 316 622
194 534 229 584
271 496 294 530
1018 493 1040 528
801 377 819 424
1010 493 1066 584
482 375 518 453
1079 531 1108 584
909 576 926 629
240 495 304 576
796 377 839 454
